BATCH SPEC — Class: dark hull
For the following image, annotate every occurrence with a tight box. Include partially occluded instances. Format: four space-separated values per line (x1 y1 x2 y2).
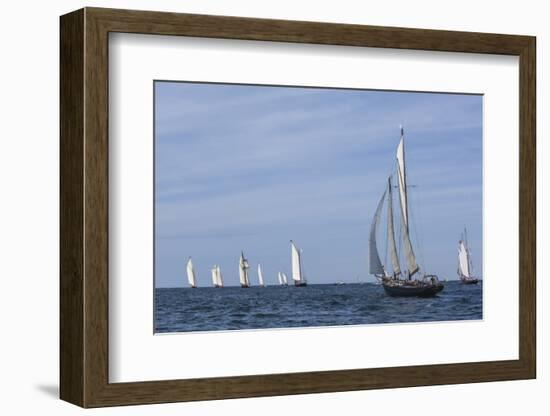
294 281 307 287
241 284 250 288
460 277 479 284
382 282 444 297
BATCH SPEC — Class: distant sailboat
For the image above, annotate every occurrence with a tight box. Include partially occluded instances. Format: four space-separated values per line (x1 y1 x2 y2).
257 264 265 287
458 228 479 284
281 272 289 286
369 127 443 297
239 251 250 288
211 265 223 288
216 265 224 287
290 240 308 287
186 257 197 288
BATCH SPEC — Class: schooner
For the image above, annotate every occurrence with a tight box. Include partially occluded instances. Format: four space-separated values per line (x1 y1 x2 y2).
369 127 443 297
290 240 307 287
239 251 250 288
211 264 223 288
186 257 197 288
457 228 479 284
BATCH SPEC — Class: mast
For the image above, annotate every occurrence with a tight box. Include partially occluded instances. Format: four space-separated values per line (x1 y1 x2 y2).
395 128 419 278
291 241 302 283
369 190 387 276
257 264 264 286
387 176 401 277
186 257 196 288
239 251 250 287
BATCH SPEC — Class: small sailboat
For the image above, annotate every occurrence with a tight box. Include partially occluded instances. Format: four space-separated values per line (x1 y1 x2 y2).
281 272 289 286
257 264 265 287
458 228 479 284
186 257 197 288
216 265 224 287
239 251 250 288
277 272 283 286
290 240 308 287
369 127 443 297
211 265 223 288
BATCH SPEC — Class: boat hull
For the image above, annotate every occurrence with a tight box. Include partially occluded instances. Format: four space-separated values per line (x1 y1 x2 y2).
294 281 307 287
460 277 479 284
241 284 250 288
382 282 444 297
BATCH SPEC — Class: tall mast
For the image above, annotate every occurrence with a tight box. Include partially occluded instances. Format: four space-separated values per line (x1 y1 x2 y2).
395 128 419 278
387 176 401 277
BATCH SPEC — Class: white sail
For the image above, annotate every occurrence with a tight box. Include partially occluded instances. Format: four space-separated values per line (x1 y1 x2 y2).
239 252 250 286
278 272 283 285
396 128 409 230
387 176 401 276
458 240 470 277
186 257 196 287
211 265 218 286
369 191 386 276
291 241 302 282
282 272 288 285
216 265 224 287
395 129 419 277
257 264 264 286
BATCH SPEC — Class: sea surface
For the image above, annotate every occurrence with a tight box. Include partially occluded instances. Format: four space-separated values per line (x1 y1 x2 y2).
155 281 482 333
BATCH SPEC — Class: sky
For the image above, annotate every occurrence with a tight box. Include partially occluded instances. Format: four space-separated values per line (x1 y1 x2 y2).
154 81 482 288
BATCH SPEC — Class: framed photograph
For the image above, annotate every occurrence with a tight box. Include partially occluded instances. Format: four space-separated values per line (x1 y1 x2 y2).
60 7 536 408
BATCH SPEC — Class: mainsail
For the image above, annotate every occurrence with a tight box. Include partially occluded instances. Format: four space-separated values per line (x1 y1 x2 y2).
278 272 283 285
395 129 419 277
369 190 386 276
186 257 196 287
291 241 303 283
458 241 470 277
239 252 250 287
257 264 264 286
396 127 409 230
387 176 401 276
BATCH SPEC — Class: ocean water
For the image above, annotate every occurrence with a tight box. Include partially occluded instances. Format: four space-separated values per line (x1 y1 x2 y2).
154 281 482 333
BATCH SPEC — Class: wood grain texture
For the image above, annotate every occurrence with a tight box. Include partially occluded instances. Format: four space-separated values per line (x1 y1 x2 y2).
59 7 537 408
59 8 84 407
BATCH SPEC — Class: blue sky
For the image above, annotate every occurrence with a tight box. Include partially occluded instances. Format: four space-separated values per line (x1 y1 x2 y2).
154 81 482 288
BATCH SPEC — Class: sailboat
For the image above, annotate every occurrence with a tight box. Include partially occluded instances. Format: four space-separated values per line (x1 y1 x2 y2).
186 257 197 288
216 265 224 287
239 251 250 288
211 265 223 288
290 240 308 287
458 228 479 284
257 264 265 287
277 272 287 286
281 272 289 286
369 127 443 297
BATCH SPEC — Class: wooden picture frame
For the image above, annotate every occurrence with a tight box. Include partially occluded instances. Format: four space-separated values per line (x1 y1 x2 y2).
60 7 536 408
